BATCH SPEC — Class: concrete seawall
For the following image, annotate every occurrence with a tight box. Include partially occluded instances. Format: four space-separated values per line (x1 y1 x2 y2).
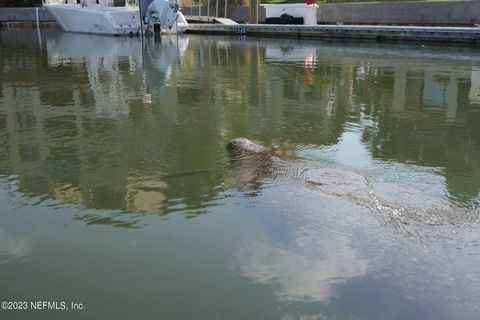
0 7 54 22
0 7 56 29
317 1 480 26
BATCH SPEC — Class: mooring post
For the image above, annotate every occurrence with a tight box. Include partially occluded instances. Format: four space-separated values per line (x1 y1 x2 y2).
249 0 258 24
138 0 144 36
224 0 228 18
198 0 201 19
35 7 42 46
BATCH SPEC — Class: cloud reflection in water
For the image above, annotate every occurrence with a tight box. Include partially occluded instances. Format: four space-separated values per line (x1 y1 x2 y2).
0 229 31 259
236 229 368 303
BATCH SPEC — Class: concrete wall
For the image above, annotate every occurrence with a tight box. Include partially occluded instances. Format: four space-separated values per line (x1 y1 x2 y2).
230 5 265 22
182 5 266 22
0 7 54 22
317 1 480 25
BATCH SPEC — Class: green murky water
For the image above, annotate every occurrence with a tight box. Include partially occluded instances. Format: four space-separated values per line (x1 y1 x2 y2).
0 30 479 320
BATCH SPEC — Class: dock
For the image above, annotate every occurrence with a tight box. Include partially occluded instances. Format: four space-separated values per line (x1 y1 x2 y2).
184 15 238 25
187 24 480 45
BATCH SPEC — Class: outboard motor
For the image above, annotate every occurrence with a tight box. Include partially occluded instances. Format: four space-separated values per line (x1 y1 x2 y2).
142 0 188 34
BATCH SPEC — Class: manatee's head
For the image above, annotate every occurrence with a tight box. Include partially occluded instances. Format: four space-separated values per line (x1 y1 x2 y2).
226 138 273 193
226 138 269 155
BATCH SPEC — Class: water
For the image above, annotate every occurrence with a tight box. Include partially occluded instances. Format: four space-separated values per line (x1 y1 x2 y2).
0 30 479 319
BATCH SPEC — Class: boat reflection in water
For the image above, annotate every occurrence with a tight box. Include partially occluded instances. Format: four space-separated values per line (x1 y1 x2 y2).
46 32 189 117
46 32 144 117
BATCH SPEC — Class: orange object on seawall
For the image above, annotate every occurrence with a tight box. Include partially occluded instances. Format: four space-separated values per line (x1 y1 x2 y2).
306 0 315 5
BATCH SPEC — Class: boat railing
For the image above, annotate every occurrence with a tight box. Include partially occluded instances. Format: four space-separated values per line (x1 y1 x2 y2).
42 0 88 5
43 0 135 8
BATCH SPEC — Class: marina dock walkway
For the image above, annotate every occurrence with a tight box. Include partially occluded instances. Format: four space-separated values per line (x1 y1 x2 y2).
187 23 480 45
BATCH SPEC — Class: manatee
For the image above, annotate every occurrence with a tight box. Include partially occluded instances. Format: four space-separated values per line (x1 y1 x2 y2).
226 138 270 155
225 138 279 191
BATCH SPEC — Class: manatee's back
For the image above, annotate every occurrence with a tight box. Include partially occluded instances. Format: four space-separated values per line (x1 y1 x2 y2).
226 138 269 154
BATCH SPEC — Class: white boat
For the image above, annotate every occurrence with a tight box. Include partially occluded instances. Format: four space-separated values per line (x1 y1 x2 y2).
43 0 188 36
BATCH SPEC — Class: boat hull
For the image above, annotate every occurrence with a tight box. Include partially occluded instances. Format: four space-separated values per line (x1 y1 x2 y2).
44 4 141 36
